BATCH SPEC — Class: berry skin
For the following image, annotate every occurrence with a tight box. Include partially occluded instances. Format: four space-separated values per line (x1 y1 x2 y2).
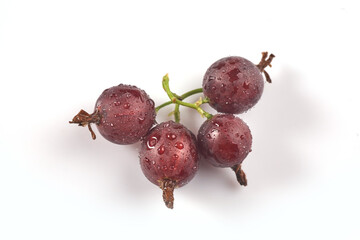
197 114 252 185
139 121 199 209
70 84 156 145
202 52 274 114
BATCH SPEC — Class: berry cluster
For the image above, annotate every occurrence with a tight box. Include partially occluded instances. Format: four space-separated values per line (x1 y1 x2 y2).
70 52 275 209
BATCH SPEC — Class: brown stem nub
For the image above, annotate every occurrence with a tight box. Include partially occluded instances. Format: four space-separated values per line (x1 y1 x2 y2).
69 109 101 140
256 52 275 83
160 179 176 209
231 164 247 186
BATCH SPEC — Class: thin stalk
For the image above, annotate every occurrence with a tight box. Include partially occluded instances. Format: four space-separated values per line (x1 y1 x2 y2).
162 74 212 119
155 88 204 113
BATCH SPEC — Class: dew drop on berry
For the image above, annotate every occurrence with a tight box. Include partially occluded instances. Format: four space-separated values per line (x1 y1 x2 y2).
123 103 130 109
242 81 250 89
110 93 117 98
113 113 122 118
138 117 145 124
166 133 177 140
114 101 121 106
208 76 216 81
146 136 158 149
157 145 165 155
175 142 184 149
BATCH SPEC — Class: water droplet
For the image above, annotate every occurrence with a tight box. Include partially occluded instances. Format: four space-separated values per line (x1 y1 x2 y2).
213 121 223 127
110 123 114 127
138 117 145 124
211 86 216 91
192 166 197 170
161 165 168 171
126 93 131 98
172 154 179 160
151 160 156 165
114 113 122 118
110 93 117 98
114 101 121 106
169 165 175 170
163 123 170 128
144 157 150 163
206 134 211 139
166 133 177 140
123 103 130 109
146 136 158 149
208 76 216 81
242 81 250 89
175 142 184 149
220 83 226 93
157 145 165 155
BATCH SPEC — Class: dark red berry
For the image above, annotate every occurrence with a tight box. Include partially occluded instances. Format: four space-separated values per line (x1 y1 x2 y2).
202 52 274 114
70 84 156 145
197 114 252 186
139 121 199 209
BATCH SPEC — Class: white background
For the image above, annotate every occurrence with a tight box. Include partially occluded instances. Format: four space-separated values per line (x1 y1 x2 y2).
1 0 359 239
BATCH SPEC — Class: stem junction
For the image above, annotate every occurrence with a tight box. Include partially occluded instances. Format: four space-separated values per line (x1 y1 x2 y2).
159 74 212 121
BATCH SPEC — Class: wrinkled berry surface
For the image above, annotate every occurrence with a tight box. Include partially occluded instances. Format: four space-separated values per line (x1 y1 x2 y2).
139 121 199 187
203 56 264 114
197 114 252 167
95 84 156 144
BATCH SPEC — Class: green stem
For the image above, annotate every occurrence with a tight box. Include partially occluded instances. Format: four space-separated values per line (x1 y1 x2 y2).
174 104 180 122
161 74 212 119
155 88 204 113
